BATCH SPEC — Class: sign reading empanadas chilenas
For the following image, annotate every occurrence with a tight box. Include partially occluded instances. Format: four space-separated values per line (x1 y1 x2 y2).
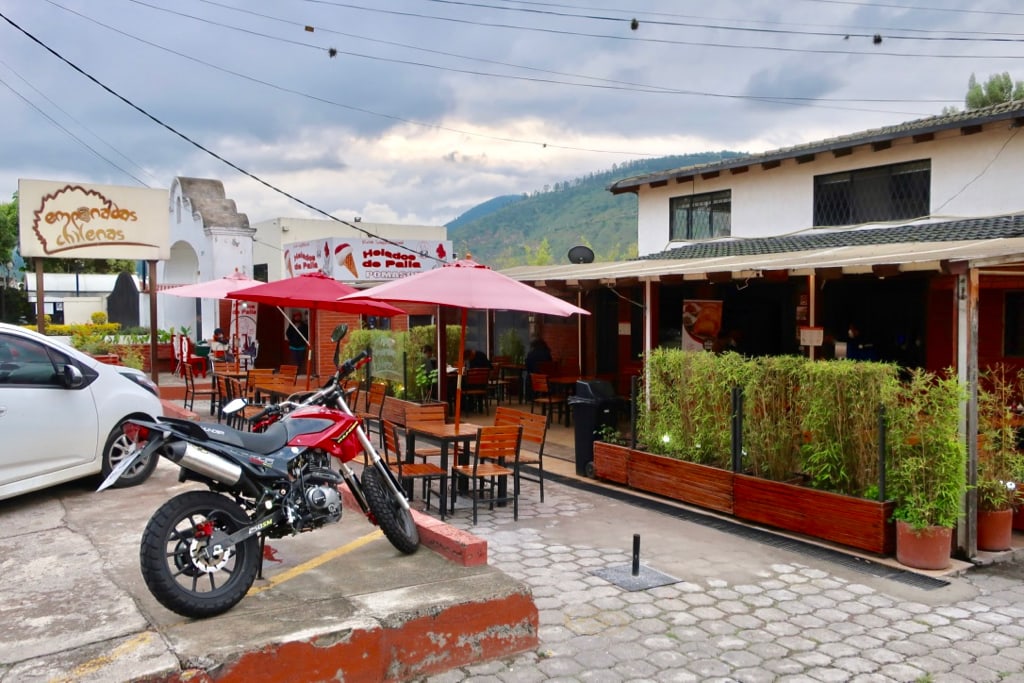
18 179 170 259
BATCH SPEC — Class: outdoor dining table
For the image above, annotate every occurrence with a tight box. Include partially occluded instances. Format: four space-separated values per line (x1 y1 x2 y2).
404 420 485 521
252 379 303 403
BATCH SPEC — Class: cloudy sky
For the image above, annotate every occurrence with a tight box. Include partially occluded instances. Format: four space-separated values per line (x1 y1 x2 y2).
1 0 1022 228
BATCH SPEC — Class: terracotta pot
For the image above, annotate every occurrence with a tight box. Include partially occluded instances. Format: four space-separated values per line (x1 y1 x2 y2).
895 520 952 570
977 508 1014 552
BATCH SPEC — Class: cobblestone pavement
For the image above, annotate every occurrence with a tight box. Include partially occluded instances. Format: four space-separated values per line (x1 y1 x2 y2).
422 473 1024 683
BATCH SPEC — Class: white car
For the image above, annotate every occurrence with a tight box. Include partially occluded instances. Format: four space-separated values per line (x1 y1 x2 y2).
0 322 164 500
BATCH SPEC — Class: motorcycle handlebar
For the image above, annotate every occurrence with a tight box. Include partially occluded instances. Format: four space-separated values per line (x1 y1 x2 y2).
339 350 371 378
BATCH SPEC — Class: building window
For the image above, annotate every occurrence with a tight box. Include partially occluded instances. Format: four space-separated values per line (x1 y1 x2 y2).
814 159 930 227
669 190 731 241
1005 292 1024 357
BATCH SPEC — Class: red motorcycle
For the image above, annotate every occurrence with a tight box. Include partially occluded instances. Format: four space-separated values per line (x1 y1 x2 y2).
99 324 418 618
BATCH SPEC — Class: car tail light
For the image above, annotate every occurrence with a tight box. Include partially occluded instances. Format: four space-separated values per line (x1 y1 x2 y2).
123 422 149 444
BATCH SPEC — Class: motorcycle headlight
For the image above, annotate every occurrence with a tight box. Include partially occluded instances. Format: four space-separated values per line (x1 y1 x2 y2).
120 370 160 397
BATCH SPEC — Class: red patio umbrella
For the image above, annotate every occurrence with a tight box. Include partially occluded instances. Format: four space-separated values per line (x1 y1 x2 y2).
163 270 263 359
227 271 404 388
337 257 589 429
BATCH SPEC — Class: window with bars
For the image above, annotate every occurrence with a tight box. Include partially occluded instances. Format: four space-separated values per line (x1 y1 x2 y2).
669 190 731 241
813 159 930 227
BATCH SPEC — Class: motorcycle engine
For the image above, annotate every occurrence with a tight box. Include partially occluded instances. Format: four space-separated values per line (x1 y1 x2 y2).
304 483 342 525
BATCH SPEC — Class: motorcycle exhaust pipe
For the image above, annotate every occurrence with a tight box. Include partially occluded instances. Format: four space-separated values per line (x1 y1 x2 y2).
164 442 242 486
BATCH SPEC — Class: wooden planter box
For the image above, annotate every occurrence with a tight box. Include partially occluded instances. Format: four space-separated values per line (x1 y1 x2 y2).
629 450 734 515
733 473 895 555
593 443 734 515
593 441 630 484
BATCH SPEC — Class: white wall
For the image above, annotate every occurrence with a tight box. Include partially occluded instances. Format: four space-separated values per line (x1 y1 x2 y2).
636 124 1024 256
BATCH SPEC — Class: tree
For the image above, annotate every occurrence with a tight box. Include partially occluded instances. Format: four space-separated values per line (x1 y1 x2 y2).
965 72 1024 110
524 237 553 266
0 192 16 268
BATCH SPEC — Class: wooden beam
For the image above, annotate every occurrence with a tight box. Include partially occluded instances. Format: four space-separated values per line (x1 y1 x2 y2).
960 124 983 136
796 153 816 164
729 165 749 175
700 170 720 180
761 159 781 170
674 175 694 184
649 180 667 189
832 147 853 158
912 132 934 144
871 140 892 152
872 264 902 278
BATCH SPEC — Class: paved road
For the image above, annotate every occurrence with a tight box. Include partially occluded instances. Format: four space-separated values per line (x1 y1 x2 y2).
427 466 1024 683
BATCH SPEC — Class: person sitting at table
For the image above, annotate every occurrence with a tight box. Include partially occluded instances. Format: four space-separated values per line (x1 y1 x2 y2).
524 337 552 399
208 328 233 368
465 348 492 370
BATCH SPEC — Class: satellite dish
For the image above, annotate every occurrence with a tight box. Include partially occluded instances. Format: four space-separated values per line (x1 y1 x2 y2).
567 245 595 264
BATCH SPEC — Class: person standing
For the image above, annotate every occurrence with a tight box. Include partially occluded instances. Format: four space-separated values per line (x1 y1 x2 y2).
286 311 309 373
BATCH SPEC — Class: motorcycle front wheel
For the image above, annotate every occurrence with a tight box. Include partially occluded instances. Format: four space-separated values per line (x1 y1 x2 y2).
362 467 420 554
140 490 260 619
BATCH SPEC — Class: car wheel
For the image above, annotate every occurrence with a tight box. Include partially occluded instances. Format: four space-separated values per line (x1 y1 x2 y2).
100 419 158 488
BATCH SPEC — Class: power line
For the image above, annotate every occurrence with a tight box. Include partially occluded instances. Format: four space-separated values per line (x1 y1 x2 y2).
416 0 1024 44
0 10 443 264
44 0 665 156
301 0 1024 59
0 57 157 187
195 0 957 105
0 73 150 187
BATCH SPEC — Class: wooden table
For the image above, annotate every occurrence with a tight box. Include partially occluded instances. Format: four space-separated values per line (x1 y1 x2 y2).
404 420 484 520
253 380 303 403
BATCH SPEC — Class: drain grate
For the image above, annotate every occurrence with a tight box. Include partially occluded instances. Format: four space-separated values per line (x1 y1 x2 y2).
546 470 950 591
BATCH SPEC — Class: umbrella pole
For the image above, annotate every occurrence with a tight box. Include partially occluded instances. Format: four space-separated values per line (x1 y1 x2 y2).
454 308 467 433
306 309 315 390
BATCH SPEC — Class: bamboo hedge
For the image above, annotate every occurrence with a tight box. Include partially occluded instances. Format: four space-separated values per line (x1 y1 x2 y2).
636 349 965 503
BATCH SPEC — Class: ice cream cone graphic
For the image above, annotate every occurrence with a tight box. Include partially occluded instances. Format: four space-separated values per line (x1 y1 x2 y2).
335 243 358 279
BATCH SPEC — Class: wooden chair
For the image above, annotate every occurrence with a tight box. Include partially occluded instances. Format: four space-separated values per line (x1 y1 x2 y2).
182 363 217 414
529 373 567 426
244 368 276 403
381 420 446 511
226 377 266 430
356 381 388 445
462 368 492 414
450 424 523 525
179 336 207 378
402 402 446 462
494 406 548 502
277 364 299 385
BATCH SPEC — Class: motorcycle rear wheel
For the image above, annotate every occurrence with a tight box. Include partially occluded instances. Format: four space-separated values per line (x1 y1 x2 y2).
140 490 259 618
362 467 420 554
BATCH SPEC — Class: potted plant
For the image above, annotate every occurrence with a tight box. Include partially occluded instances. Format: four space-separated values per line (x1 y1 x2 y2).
976 366 1023 551
884 369 967 570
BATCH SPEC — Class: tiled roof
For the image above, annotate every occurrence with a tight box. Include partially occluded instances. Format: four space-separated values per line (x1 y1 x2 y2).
640 214 1024 261
610 99 1024 194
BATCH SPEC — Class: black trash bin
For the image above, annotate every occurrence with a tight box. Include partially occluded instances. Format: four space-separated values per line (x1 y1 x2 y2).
569 379 619 477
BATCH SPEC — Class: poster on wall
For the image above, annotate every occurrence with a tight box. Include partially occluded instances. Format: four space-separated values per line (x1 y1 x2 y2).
682 299 722 351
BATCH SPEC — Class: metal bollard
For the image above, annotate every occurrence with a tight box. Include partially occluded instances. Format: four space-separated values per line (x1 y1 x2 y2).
632 534 640 576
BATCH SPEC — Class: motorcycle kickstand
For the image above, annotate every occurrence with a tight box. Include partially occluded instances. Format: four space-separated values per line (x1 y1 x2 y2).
257 536 267 580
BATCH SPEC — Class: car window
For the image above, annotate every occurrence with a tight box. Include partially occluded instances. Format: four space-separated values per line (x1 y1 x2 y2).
0 333 64 386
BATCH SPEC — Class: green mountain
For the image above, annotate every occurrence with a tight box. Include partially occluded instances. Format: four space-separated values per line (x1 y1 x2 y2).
445 152 744 267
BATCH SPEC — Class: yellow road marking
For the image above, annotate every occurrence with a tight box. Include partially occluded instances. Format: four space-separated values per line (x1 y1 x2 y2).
49 632 155 683
249 529 384 594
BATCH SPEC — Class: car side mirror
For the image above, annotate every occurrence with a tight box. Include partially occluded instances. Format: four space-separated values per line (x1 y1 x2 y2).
62 364 84 389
